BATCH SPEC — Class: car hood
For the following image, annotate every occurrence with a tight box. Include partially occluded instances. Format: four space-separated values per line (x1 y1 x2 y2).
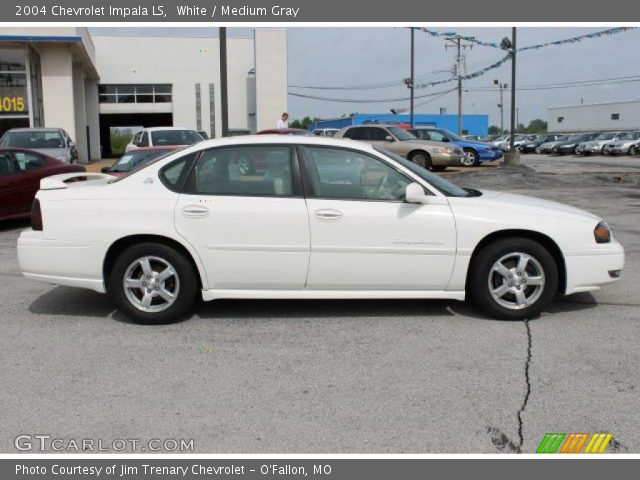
457 139 494 148
28 147 69 159
464 190 600 222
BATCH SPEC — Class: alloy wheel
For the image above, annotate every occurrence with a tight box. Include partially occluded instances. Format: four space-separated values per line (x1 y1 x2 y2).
123 256 180 313
487 252 545 310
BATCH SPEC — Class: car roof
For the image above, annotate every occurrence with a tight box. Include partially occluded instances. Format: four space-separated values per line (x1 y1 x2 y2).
141 127 196 132
181 134 376 152
4 128 61 133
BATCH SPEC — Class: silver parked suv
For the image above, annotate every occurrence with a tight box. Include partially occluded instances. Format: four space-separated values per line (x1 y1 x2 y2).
335 124 464 171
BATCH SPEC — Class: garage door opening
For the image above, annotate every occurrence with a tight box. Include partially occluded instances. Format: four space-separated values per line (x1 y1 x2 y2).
99 113 173 157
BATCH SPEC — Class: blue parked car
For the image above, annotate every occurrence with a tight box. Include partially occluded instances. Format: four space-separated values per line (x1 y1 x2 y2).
409 127 503 166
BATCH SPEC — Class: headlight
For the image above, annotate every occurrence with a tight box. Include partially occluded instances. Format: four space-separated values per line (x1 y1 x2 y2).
432 147 454 153
594 221 611 244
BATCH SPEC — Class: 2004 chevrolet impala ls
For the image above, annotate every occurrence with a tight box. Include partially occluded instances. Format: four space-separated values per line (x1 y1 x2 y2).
17 136 624 324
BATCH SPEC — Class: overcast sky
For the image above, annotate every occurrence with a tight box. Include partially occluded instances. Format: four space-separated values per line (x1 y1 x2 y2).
91 27 640 127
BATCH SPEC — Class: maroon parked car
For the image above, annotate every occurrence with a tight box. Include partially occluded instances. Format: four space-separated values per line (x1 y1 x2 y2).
0 148 85 221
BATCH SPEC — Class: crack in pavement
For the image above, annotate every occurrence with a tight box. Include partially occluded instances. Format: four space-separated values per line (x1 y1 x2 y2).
516 319 532 452
487 319 533 453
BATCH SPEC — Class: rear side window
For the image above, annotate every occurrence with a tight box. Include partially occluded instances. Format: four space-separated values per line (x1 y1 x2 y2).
189 146 293 196
343 128 364 140
159 152 197 190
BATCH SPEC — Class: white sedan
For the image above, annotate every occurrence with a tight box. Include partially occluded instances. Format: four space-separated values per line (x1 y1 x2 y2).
125 127 203 152
17 136 624 324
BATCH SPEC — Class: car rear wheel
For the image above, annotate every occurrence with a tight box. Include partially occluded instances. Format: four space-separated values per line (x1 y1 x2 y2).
408 151 433 170
469 237 558 320
109 242 198 324
462 149 479 166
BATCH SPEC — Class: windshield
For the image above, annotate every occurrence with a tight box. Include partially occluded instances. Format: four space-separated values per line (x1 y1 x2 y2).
568 134 589 142
1 130 65 149
111 150 170 172
151 130 203 146
617 132 638 140
440 129 462 141
595 132 616 140
387 127 418 141
375 147 469 197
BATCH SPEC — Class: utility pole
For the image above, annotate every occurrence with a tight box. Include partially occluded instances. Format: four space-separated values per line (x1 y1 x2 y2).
445 35 473 135
410 27 415 128
219 27 229 137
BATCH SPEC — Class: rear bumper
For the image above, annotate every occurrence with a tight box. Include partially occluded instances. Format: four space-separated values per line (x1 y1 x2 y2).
563 241 625 295
17 229 106 293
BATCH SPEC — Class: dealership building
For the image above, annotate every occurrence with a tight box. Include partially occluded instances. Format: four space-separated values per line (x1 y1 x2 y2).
548 99 640 133
0 27 287 162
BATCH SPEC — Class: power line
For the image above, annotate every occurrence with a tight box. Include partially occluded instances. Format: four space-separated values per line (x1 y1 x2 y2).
464 74 640 92
288 87 457 104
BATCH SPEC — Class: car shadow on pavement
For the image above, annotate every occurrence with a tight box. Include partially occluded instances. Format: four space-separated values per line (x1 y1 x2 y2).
27 288 600 323
28 286 115 318
0 218 30 233
195 298 466 321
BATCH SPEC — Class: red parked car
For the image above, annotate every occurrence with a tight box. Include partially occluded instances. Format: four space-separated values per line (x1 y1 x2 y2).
101 146 179 177
256 128 312 136
0 148 85 221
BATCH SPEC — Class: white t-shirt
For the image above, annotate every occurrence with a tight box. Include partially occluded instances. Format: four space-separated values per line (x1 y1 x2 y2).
276 119 288 129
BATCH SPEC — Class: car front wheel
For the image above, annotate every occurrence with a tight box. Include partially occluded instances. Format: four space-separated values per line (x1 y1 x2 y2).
469 237 559 320
109 242 198 324
462 149 479 166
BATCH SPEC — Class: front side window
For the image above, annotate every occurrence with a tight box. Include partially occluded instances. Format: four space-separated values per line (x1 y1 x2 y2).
191 146 293 196
387 127 417 141
139 132 149 147
343 128 364 140
302 146 411 201
367 127 389 141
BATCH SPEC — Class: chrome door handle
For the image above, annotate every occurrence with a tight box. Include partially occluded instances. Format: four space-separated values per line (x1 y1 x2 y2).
182 205 209 217
315 209 343 220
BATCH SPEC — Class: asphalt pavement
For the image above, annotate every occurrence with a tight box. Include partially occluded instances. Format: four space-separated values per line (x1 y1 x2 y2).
0 154 638 453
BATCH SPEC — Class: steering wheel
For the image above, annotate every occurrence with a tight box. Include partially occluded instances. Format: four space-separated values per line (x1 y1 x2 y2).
374 173 389 198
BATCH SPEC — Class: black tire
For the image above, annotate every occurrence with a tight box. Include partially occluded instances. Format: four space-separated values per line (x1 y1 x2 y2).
462 148 480 166
108 242 199 324
468 237 559 320
628 146 636 156
408 151 433 170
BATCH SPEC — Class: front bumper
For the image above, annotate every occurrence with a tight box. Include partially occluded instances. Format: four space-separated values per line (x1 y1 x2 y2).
582 144 604 154
563 240 625 295
478 149 503 161
17 229 107 293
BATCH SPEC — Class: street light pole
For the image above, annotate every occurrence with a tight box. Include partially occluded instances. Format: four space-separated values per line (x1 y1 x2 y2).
509 27 517 153
219 27 229 138
410 27 415 128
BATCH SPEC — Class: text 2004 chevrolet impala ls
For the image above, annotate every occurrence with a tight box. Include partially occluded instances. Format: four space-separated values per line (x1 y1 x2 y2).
17 136 624 324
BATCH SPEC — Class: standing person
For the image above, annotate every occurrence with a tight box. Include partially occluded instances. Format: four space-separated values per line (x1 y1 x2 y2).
276 113 289 129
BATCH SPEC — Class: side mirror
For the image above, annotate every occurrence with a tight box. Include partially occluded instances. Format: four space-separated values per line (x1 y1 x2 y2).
100 166 111 174
405 183 430 204
385 135 394 142
405 182 448 205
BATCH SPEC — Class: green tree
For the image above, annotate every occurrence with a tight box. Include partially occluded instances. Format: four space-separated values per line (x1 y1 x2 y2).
488 125 500 135
289 116 317 130
525 119 547 133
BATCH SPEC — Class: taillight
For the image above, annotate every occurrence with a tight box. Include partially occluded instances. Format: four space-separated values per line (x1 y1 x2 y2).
31 198 43 231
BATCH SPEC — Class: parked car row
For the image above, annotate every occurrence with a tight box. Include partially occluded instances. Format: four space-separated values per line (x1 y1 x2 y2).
518 131 640 156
